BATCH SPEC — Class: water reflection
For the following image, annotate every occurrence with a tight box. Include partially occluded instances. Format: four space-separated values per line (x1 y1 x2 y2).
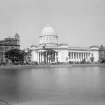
0 66 105 105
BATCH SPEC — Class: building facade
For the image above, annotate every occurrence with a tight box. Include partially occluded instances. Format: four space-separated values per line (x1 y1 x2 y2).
30 25 105 64
0 33 20 64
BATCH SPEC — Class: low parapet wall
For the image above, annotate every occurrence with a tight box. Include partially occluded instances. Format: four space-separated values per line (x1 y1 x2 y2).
0 63 105 70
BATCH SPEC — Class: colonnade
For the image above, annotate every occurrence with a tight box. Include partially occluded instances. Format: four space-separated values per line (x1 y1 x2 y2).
69 52 91 62
38 50 57 64
37 51 92 63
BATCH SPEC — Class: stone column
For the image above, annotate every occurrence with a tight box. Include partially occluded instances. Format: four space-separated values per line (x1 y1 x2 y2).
72 52 73 59
83 53 84 59
40 52 41 63
78 52 80 62
39 52 40 63
37 52 39 63
44 51 46 64
47 52 48 64
71 52 72 59
79 52 81 62
80 53 82 62
85 53 87 62
74 52 76 62
81 52 83 61
85 53 86 59
86 53 88 58
84 53 86 59
72 52 74 61
77 52 79 62
41 52 42 63
77 52 78 59
46 52 47 64
55 52 56 62
54 52 56 62
69 52 70 59
75 52 77 62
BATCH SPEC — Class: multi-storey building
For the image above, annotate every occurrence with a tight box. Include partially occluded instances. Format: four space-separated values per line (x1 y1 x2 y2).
30 25 105 64
0 33 20 63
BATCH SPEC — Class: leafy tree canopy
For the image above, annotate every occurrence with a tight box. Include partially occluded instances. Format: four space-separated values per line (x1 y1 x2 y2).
5 49 26 64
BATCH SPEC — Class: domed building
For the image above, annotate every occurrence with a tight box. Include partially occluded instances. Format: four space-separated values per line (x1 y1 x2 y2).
31 25 59 64
30 25 103 64
39 25 58 48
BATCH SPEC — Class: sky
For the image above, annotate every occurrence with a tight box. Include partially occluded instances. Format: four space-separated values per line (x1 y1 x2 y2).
0 0 105 49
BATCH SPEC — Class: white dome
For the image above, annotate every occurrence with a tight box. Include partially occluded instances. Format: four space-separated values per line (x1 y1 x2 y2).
41 25 56 36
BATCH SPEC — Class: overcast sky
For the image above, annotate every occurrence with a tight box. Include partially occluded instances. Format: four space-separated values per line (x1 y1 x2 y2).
0 0 105 48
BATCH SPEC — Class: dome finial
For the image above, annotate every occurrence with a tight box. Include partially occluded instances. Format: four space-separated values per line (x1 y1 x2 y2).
41 24 56 36
46 24 50 26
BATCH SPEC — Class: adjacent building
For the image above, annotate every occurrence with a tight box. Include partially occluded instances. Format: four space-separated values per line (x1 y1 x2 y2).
0 33 20 63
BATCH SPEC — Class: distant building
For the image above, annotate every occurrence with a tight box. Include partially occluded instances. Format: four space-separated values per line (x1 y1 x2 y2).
23 48 32 64
0 33 20 63
99 45 105 63
29 25 105 64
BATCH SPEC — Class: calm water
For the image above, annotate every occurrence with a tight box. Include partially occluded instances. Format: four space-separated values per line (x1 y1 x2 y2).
0 66 105 105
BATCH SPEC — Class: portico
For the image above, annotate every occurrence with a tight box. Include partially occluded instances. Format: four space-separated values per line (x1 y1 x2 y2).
38 48 57 64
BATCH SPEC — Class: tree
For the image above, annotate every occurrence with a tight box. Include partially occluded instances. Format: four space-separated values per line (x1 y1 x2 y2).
99 45 105 63
5 49 26 64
